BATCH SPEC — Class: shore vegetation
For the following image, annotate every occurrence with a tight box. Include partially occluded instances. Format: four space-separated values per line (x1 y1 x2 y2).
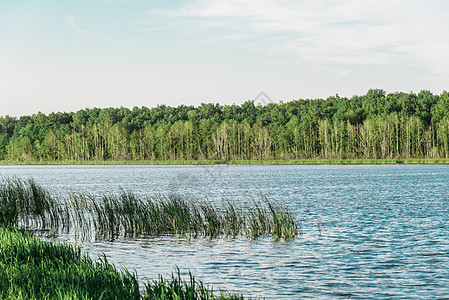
0 177 259 299
0 227 244 299
2 158 449 165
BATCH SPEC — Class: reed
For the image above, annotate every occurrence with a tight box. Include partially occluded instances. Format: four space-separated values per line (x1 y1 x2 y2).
65 191 94 240
0 176 68 231
89 193 298 241
223 201 244 238
264 197 298 240
1 177 299 241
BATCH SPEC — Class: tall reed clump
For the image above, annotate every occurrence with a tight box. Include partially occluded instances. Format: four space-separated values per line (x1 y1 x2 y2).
88 192 213 239
265 197 298 240
0 177 299 241
0 227 246 300
89 193 298 241
244 197 298 240
0 177 68 231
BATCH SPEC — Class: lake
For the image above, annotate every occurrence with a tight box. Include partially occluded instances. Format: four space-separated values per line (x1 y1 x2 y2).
1 164 448 299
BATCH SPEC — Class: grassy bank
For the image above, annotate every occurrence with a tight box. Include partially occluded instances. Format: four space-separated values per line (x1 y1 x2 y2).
0 160 226 165
229 158 449 164
0 227 141 299
0 227 244 299
2 158 449 165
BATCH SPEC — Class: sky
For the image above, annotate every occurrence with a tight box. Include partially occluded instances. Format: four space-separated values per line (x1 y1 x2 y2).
1 0 449 116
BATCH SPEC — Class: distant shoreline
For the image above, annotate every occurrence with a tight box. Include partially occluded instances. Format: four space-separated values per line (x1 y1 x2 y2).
1 158 449 165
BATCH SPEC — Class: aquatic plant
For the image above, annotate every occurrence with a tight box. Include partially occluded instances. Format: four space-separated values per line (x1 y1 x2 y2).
222 201 244 238
88 192 298 241
0 176 68 231
265 197 298 240
1 177 299 241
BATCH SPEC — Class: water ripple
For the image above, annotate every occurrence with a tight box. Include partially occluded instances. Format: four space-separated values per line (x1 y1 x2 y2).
2 164 449 299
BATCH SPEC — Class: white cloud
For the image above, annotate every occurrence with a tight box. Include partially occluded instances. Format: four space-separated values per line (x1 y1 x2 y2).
149 0 449 74
66 16 89 35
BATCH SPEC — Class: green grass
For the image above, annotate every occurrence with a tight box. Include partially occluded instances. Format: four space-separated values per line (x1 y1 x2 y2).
227 158 449 165
0 227 141 299
0 160 226 165
0 227 245 300
2 158 449 165
144 267 244 300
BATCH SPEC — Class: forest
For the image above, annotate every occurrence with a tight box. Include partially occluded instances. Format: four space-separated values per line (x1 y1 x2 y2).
2 89 449 162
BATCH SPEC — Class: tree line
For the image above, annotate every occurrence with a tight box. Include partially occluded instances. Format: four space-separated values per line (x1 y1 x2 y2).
2 89 449 162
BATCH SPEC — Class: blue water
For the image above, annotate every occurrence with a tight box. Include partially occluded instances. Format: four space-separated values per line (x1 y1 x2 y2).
1 164 449 299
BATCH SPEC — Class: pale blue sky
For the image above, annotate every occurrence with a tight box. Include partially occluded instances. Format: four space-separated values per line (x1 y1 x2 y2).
1 0 449 116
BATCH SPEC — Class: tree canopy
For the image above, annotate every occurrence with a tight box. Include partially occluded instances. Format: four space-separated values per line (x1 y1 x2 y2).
2 89 449 161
